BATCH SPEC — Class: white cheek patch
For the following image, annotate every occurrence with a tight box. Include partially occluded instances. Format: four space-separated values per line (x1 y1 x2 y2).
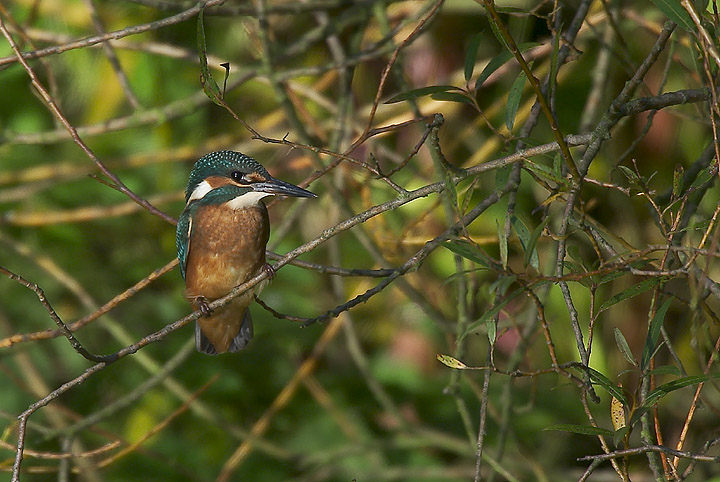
226 191 274 210
187 180 213 203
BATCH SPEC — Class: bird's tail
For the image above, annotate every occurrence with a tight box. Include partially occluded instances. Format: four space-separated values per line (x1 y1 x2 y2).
195 308 254 355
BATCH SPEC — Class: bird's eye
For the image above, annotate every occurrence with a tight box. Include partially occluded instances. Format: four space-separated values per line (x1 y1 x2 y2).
231 171 249 183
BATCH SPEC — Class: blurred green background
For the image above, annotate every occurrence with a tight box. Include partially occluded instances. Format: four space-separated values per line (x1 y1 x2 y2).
1 0 720 481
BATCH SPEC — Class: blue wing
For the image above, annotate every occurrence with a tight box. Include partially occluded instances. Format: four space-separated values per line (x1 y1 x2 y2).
176 207 193 280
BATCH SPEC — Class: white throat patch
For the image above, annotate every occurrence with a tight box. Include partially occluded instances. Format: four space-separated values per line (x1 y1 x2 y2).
226 191 273 210
187 180 212 203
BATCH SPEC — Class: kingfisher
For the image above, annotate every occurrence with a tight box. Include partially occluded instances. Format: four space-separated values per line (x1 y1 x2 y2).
176 150 316 355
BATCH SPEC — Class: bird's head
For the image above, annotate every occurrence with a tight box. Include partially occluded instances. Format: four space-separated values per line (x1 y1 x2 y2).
185 150 316 207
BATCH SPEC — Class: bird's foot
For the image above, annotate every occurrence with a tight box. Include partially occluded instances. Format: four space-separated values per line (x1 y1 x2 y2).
262 263 276 280
196 297 213 318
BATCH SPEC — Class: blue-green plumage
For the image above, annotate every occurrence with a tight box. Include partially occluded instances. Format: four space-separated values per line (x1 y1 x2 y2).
176 208 191 280
176 151 316 355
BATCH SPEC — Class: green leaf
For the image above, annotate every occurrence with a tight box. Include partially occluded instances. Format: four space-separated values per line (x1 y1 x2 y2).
628 407 651 427
497 219 508 269
567 245 585 268
486 318 497 345
444 240 491 268
642 374 720 408
506 70 526 132
598 278 661 313
491 275 516 296
431 91 474 105
613 426 630 447
641 298 672 371
464 32 483 82
617 165 639 183
436 354 468 369
475 42 540 89
563 261 587 276
647 365 682 376
524 159 567 185
585 366 627 405
510 215 541 269
689 165 714 189
614 328 637 367
487 19 511 51
543 424 613 437
672 165 684 199
385 85 462 104
461 286 524 340
598 270 626 285
650 0 695 31
197 8 224 106
510 215 531 264
525 217 550 270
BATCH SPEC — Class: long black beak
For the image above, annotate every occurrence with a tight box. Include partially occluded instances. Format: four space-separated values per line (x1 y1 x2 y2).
253 178 317 198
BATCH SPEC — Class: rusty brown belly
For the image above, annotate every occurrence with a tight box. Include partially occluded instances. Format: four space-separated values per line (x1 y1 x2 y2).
184 203 269 303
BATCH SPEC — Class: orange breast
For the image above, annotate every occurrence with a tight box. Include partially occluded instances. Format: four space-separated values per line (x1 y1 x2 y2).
184 203 269 302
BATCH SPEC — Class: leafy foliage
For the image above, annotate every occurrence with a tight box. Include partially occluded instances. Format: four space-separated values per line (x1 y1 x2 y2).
1 1 719 481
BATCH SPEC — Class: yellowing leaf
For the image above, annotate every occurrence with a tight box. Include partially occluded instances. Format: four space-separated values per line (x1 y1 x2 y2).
436 354 468 369
611 388 626 430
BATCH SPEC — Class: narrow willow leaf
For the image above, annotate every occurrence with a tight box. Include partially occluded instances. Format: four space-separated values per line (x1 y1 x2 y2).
385 85 461 104
647 365 682 376
598 278 661 313
474 42 540 89
585 366 627 404
431 91 474 105
506 70 526 131
497 219 508 269
562 261 586 276
642 374 720 409
492 275 516 297
614 328 637 366
689 165 714 189
613 426 630 447
598 270 626 285
461 286 524 340
543 424 613 437
650 0 695 31
525 217 550 270
510 215 541 269
598 261 650 285
510 215 532 263
617 165 639 183
641 298 672 371
197 9 224 106
629 407 651 428
567 245 584 267
444 240 490 268
436 354 468 369
672 165 684 199
487 318 497 345
464 32 483 82
524 160 566 185
487 19 511 51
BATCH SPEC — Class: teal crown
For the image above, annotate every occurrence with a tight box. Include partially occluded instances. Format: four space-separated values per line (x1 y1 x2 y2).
185 151 270 202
